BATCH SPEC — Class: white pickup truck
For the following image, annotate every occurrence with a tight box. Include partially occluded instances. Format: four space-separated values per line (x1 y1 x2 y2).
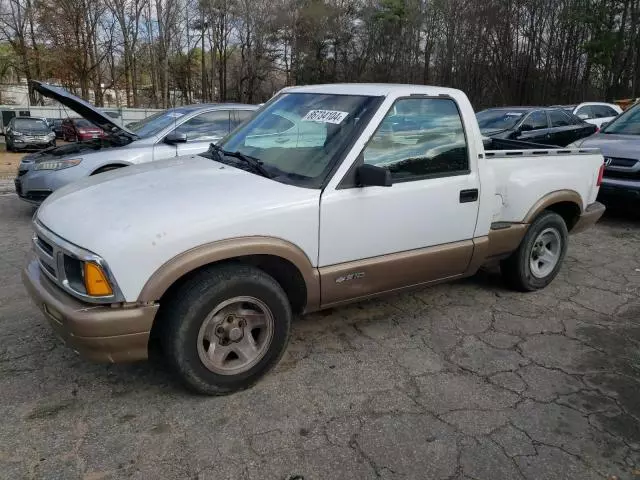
23 84 606 395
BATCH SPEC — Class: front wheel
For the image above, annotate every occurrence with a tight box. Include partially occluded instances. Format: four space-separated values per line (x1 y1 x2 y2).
160 264 292 395
500 211 568 291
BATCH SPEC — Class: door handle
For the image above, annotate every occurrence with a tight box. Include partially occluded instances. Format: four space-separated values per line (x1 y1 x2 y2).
460 189 478 203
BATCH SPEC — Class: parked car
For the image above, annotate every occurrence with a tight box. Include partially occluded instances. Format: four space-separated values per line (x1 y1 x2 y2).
61 118 105 142
568 101 640 200
22 83 605 395
554 102 622 128
15 80 257 204
46 118 64 139
476 107 597 146
5 117 56 152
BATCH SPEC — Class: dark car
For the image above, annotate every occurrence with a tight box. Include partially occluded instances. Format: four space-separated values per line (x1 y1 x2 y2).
569 101 640 201
476 107 597 146
61 118 105 142
5 117 57 151
47 118 64 139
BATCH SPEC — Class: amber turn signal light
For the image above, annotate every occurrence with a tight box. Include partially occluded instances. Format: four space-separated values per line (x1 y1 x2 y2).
83 262 113 296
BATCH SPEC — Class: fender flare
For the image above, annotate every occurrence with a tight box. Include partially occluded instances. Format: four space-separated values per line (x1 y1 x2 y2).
137 236 321 311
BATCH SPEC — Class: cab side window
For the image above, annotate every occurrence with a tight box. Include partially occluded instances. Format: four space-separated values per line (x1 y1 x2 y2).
362 98 468 182
174 110 231 141
521 111 548 130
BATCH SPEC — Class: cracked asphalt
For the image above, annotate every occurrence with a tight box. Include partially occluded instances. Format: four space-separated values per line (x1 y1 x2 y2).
1 192 640 480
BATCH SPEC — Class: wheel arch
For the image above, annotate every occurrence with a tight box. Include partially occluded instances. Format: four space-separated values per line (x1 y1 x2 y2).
523 190 583 232
90 162 131 175
138 237 321 315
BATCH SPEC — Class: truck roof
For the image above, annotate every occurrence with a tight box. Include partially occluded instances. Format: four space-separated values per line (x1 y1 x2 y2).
282 83 464 97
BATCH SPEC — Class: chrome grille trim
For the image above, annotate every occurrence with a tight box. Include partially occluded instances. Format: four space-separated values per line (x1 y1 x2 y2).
32 219 125 304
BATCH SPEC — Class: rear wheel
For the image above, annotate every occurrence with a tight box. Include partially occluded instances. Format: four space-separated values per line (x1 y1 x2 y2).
500 211 568 291
159 264 292 395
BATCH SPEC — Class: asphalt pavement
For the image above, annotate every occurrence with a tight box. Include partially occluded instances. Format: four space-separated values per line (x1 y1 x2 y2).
1 193 639 480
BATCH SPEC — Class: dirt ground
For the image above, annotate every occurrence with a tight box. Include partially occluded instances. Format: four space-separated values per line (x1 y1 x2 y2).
0 146 22 179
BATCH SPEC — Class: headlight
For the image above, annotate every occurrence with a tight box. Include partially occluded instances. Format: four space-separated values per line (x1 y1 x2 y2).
47 132 56 139
63 255 114 297
35 158 82 171
13 131 24 137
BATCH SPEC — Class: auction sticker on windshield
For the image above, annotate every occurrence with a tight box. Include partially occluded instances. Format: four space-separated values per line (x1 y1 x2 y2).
302 110 349 124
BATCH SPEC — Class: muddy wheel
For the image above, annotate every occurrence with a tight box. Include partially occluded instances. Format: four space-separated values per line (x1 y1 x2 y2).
160 264 292 395
501 211 568 291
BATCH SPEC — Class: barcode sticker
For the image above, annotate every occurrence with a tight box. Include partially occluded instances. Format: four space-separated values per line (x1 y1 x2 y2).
302 110 349 124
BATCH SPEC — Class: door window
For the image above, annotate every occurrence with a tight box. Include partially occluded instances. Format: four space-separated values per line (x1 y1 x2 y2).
230 110 254 130
174 110 231 141
549 110 571 127
593 105 617 118
362 98 468 182
521 111 548 130
576 106 595 119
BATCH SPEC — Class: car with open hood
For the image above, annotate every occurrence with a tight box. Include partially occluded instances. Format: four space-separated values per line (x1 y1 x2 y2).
568 101 640 200
14 80 257 204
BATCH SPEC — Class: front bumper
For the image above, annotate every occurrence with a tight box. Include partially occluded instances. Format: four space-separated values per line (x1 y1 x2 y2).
11 138 55 150
14 164 84 204
571 201 606 234
22 254 158 363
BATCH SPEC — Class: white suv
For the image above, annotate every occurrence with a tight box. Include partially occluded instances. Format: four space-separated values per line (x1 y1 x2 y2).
557 102 622 128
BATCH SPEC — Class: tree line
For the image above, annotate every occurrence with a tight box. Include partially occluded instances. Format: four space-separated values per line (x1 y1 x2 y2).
0 0 639 109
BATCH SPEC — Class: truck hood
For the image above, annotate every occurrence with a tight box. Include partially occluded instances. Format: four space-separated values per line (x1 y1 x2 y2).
575 133 640 159
38 155 317 241
29 80 137 140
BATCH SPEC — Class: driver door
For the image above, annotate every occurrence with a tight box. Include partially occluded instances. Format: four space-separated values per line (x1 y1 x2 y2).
318 97 480 306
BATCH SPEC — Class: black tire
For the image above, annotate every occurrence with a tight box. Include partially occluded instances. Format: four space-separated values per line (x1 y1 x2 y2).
500 211 568 292
159 264 292 395
6 142 12 152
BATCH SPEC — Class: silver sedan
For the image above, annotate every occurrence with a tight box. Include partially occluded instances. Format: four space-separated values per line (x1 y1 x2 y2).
15 81 257 204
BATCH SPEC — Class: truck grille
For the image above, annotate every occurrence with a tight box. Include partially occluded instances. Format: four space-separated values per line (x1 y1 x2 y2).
33 230 59 281
36 235 54 256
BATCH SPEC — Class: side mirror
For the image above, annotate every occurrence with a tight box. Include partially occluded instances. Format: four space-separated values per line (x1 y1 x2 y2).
519 124 533 132
357 164 392 187
164 132 187 144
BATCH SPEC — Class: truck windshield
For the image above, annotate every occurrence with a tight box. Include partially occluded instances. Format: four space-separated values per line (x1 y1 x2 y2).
602 103 640 135
476 109 527 130
218 93 380 188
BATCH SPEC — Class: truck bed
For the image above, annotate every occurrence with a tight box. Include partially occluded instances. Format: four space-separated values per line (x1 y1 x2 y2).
483 145 603 226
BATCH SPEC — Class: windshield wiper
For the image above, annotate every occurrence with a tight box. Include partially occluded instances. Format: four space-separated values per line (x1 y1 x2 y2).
209 144 272 179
